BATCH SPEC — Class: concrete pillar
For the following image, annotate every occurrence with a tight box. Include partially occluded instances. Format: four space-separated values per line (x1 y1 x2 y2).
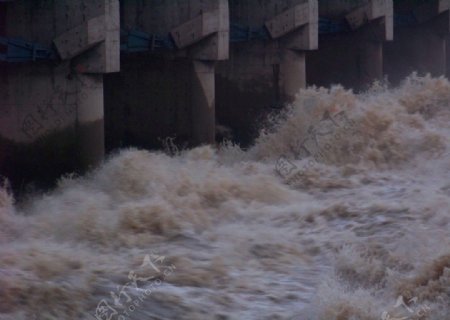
109 0 228 149
76 74 105 169
0 63 78 191
307 0 392 90
0 0 119 192
216 0 317 145
192 60 216 145
280 49 306 103
216 41 280 145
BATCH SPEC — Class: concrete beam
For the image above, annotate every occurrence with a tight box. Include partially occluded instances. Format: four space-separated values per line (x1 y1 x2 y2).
189 0 229 61
70 0 121 74
265 1 317 39
170 11 220 49
122 0 229 61
345 0 393 40
54 16 106 60
280 0 319 51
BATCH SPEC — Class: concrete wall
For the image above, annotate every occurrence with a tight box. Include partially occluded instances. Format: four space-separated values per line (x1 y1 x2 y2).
385 22 446 85
385 2 449 85
0 62 77 190
306 25 383 90
3 0 450 192
0 0 119 192
319 0 370 17
307 0 392 91
105 0 228 150
104 56 192 151
216 41 280 145
216 0 316 146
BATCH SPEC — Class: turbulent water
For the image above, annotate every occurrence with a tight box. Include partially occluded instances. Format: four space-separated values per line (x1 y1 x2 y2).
1 74 450 320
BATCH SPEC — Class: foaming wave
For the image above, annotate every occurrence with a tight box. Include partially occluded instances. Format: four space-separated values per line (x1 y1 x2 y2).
1 74 450 319
250 74 449 168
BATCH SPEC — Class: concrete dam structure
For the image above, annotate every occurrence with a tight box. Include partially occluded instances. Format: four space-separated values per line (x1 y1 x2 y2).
2 1 450 320
0 0 449 191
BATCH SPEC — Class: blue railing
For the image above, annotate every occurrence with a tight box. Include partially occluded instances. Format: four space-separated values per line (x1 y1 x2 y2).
0 12 422 62
0 36 56 62
120 29 175 52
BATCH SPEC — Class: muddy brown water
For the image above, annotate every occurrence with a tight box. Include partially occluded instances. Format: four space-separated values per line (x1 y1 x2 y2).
0 75 449 319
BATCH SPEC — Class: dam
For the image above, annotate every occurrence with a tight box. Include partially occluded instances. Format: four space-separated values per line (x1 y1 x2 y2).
0 1 450 320
1 0 449 190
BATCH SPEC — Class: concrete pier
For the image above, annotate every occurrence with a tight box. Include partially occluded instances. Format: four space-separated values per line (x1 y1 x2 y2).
3 0 450 192
0 0 119 190
280 49 307 103
307 0 393 91
192 60 216 145
216 0 318 145
76 74 105 169
384 1 449 85
105 0 229 149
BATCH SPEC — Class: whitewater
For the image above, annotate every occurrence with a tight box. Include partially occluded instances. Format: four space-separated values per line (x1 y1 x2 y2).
0 74 449 320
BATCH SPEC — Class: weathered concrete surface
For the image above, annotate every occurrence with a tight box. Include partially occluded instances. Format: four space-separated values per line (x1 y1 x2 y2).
0 63 77 189
307 0 392 91
216 42 279 146
192 61 216 145
76 74 105 170
0 126 78 194
216 0 317 146
280 49 306 102
121 0 229 60
385 22 446 85
306 25 384 90
0 63 108 190
104 56 192 151
107 0 228 148
0 0 119 192
0 61 79 191
319 0 370 17
384 2 449 85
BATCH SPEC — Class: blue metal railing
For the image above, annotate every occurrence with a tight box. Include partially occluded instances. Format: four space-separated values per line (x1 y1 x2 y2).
120 29 175 52
0 13 422 62
0 36 56 62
